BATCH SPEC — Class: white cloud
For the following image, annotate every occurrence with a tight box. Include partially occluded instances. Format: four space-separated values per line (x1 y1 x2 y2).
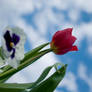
72 0 92 13
6 71 29 83
74 22 92 55
0 0 34 33
60 72 78 92
0 0 34 14
16 20 48 47
50 0 92 13
78 63 92 92
54 90 64 92
88 45 92 56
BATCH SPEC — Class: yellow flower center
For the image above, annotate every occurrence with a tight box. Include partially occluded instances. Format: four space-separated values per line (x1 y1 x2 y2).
10 42 14 47
50 42 59 54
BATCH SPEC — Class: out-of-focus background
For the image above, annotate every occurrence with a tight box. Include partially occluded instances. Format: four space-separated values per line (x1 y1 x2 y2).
0 0 92 92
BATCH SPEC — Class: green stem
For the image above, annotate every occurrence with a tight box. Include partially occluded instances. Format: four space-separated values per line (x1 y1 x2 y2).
0 49 52 81
0 47 4 60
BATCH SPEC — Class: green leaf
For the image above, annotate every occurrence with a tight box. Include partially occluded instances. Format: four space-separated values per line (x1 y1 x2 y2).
0 83 32 92
0 83 33 89
0 63 67 92
0 47 4 60
0 63 59 90
0 81 34 92
31 66 53 88
30 64 67 92
0 83 33 92
0 47 1 57
1 42 49 72
21 42 49 63
0 87 23 92
30 63 63 88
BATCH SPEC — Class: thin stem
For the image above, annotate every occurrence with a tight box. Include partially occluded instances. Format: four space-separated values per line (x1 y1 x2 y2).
0 49 52 80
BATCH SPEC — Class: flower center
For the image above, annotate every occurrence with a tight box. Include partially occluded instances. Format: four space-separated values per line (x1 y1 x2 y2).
4 30 20 59
10 42 14 47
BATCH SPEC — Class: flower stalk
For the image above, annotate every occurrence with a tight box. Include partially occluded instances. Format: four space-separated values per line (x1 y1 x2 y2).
0 48 52 82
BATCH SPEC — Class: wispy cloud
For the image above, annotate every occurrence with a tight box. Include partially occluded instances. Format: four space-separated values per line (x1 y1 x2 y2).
78 63 92 92
59 72 78 92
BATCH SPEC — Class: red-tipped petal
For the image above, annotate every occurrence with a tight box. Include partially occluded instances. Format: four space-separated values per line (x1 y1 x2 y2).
70 45 78 51
53 28 73 41
62 28 73 36
71 36 77 44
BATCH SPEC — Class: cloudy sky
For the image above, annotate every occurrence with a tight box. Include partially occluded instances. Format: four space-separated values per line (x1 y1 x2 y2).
0 0 92 92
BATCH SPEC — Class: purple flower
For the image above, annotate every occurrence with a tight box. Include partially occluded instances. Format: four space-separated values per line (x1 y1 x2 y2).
4 30 20 59
1 26 26 68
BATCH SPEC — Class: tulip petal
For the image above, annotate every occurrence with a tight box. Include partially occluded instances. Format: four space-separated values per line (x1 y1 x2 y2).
71 36 77 44
70 45 78 51
62 28 73 36
52 28 72 42
50 28 78 55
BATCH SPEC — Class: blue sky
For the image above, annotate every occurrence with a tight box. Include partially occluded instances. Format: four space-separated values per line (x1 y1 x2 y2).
0 0 92 92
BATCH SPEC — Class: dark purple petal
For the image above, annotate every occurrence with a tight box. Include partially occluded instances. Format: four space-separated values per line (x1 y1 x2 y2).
4 30 12 51
12 33 20 45
4 30 20 59
11 48 15 59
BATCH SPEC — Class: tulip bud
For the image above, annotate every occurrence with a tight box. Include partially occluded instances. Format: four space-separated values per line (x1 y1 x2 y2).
50 28 78 55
